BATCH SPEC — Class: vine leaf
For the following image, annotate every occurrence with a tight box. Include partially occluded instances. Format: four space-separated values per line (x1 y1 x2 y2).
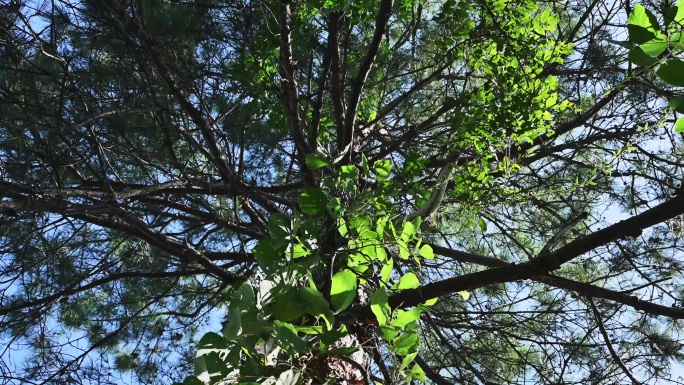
299 187 328 215
305 153 330 169
656 59 684 87
330 270 357 311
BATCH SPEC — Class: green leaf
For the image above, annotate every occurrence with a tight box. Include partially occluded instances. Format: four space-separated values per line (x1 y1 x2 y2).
272 286 304 322
394 327 419 355
194 352 229 383
419 244 434 260
268 213 290 239
628 46 658 66
400 221 415 242
665 1 684 29
221 305 242 341
274 321 310 354
330 270 357 311
398 239 411 260
676 0 684 24
328 197 342 218
360 243 377 261
397 273 420 289
545 92 557 108
377 324 399 341
400 352 418 370
197 332 228 353
478 217 487 232
669 97 684 113
320 325 348 349
360 153 370 174
290 243 310 258
423 297 438 306
359 230 378 240
300 187 328 215
295 326 324 334
340 165 359 180
299 218 321 238
672 31 684 51
374 159 392 180
348 215 372 235
656 59 684 86
458 290 471 300
665 5 679 28
628 24 656 45
380 258 393 283
305 153 330 169
338 218 348 237
375 245 388 261
370 287 390 325
225 346 242 368
675 117 684 133
410 363 427 382
297 287 335 328
392 307 421 328
640 36 668 57
232 281 256 310
253 239 282 273
628 5 659 44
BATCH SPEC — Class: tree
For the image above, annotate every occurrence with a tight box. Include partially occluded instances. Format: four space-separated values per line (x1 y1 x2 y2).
2 0 684 384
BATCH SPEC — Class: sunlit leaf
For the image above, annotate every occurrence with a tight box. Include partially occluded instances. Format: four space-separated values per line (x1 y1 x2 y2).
400 222 415 242
374 159 392 180
640 36 668 57
627 5 659 44
371 287 390 325
665 1 684 29
340 165 359 180
330 270 357 311
398 239 411 259
423 297 438 306
419 244 434 260
478 217 487 232
675 117 684 133
400 352 418 370
397 273 420 289
392 307 421 328
381 259 393 283
410 363 427 382
394 328 419 355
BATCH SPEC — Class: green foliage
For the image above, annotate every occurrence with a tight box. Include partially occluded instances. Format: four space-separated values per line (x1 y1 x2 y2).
657 59 684 87
5 0 684 384
624 1 684 132
330 270 357 311
299 187 328 215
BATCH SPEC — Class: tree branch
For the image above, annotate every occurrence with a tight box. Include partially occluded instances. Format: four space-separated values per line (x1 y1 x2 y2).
340 0 394 156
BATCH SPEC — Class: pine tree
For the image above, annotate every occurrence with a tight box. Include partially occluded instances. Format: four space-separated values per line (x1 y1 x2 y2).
1 0 684 384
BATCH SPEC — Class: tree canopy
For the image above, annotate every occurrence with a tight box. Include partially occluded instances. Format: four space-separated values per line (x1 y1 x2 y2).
2 0 684 384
